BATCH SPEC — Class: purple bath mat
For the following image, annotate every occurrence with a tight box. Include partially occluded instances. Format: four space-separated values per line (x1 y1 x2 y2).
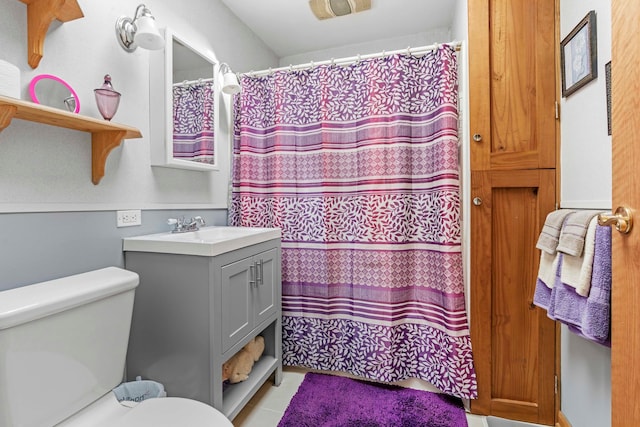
278 373 468 427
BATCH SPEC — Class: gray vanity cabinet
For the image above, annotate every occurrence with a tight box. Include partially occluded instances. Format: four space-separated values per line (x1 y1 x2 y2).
222 247 278 353
124 238 282 421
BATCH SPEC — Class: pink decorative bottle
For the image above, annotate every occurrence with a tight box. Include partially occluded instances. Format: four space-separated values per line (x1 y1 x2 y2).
94 74 121 121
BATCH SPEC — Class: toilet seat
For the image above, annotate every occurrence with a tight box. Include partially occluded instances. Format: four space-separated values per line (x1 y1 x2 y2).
118 397 233 426
57 393 233 427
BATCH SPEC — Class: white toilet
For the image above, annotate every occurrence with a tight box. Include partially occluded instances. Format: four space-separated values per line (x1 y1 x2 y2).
0 267 233 427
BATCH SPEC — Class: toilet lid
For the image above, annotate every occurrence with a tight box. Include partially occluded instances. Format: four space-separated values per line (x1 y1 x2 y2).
117 397 233 426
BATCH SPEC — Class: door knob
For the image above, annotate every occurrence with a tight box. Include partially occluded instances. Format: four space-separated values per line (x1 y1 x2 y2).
473 197 483 206
598 206 633 234
473 134 483 142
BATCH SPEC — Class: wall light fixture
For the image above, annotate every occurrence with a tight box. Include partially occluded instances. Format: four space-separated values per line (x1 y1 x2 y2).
115 4 164 52
220 63 241 95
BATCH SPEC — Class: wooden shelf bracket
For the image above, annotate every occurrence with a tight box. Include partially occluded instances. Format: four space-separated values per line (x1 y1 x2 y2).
92 131 127 185
19 0 84 69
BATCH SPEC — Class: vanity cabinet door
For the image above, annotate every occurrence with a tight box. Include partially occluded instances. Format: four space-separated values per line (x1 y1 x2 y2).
253 248 279 326
220 247 281 353
221 257 254 353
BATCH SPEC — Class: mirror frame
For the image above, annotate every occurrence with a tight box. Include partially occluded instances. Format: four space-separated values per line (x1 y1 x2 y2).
28 74 81 114
149 27 220 171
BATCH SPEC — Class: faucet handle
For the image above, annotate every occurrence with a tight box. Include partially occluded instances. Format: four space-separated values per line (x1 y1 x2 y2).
167 218 178 225
192 216 205 226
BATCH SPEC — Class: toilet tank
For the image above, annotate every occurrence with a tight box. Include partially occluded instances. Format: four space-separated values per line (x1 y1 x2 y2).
0 267 139 427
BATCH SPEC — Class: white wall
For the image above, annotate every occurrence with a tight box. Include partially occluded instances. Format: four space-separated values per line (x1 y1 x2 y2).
560 2 612 210
559 2 612 427
278 29 451 68
0 0 278 213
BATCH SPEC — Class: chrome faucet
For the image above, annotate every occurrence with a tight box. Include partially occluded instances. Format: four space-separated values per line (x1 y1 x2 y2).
167 216 205 233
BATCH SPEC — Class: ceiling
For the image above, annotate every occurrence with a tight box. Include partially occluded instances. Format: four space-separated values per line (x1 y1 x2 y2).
218 0 458 58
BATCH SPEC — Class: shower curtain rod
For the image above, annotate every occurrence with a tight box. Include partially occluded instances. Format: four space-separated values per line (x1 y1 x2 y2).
172 77 215 87
244 41 462 77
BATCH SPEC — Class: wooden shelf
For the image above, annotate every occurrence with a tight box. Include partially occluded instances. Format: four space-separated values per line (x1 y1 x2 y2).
18 0 84 69
0 95 142 184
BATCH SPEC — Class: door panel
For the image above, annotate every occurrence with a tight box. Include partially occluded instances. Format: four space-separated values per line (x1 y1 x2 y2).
470 170 556 425
469 0 557 171
221 257 253 352
611 1 640 425
254 248 279 324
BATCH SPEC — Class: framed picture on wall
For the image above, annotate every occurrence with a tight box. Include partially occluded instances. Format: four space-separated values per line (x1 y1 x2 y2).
561 10 598 97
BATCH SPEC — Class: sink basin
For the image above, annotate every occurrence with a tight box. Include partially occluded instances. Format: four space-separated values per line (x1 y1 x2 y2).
123 226 281 256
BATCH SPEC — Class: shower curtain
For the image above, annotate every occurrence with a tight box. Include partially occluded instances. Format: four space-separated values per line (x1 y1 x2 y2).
172 80 215 164
230 46 477 399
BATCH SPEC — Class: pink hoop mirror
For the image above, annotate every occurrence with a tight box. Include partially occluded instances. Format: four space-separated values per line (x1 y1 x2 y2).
29 74 81 114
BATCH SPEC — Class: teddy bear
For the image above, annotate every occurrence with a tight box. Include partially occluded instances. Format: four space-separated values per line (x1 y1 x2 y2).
243 335 265 362
222 336 265 383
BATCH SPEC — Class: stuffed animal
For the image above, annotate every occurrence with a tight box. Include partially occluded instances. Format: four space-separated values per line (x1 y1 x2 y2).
222 336 266 383
244 335 265 362
222 348 254 383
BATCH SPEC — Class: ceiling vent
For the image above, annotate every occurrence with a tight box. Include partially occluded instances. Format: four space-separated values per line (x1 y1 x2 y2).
309 0 371 20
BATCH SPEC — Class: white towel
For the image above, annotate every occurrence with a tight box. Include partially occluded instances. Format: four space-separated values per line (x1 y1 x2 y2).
538 251 560 289
560 216 598 295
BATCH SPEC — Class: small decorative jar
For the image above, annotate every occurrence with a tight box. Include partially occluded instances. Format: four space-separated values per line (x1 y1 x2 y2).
94 74 121 121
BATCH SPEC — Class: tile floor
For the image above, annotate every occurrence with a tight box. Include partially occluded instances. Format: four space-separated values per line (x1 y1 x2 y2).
232 367 488 427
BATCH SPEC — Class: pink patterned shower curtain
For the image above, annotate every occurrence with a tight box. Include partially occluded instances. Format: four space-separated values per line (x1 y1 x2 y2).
230 47 477 399
172 81 215 164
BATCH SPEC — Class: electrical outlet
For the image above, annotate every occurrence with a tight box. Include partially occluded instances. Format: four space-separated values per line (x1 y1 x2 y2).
117 209 142 227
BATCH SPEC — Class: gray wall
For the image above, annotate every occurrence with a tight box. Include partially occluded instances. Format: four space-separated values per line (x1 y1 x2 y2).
0 209 227 290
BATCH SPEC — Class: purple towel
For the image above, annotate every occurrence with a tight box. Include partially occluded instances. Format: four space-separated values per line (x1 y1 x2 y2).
533 225 611 347
533 278 552 310
581 224 612 345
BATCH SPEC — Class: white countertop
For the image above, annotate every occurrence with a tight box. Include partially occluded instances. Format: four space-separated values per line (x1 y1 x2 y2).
123 226 281 257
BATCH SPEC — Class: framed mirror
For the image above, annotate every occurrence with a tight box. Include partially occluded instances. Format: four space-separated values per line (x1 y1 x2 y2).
149 27 220 171
29 74 80 113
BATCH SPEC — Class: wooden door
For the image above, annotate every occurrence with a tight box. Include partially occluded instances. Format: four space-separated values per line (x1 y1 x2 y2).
470 170 557 425
468 0 559 424
468 0 557 171
610 1 640 425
